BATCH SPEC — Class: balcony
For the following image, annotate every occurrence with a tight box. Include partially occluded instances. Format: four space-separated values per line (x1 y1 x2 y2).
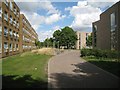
14 48 16 51
13 9 17 15
9 48 12 52
4 0 8 7
0 9 2 18
4 14 8 21
10 18 13 24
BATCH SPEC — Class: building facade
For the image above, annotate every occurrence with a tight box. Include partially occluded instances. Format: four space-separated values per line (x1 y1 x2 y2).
0 1 38 58
20 14 38 52
76 31 91 49
92 1 120 51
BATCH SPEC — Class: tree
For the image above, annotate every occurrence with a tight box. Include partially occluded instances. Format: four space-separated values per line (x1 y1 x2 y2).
53 26 77 49
44 38 53 47
53 30 61 48
35 39 41 49
86 34 92 47
61 26 77 49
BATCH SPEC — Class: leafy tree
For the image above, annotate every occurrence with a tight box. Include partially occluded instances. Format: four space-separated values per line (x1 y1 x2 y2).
53 30 61 48
35 39 41 48
44 38 53 47
86 34 92 47
53 26 77 49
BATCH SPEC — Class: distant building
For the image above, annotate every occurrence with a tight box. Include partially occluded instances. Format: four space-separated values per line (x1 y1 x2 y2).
76 31 91 49
0 1 38 58
92 1 120 51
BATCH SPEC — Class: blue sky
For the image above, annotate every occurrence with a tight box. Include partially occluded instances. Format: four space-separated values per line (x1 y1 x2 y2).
16 0 119 41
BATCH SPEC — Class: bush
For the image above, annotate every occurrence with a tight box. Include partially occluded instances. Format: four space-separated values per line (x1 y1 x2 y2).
80 48 92 57
80 48 119 59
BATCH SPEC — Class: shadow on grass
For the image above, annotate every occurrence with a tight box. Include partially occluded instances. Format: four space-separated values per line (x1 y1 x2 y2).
2 75 48 89
87 60 120 77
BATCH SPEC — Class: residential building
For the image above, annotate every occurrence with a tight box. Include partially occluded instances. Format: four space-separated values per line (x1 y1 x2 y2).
20 14 38 52
76 31 91 49
92 1 120 51
0 1 20 58
0 1 38 58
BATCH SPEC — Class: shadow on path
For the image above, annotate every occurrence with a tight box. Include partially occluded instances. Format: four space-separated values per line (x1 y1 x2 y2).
49 61 120 88
87 60 120 77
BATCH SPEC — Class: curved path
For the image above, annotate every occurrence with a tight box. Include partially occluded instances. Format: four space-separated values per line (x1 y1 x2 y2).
48 50 119 88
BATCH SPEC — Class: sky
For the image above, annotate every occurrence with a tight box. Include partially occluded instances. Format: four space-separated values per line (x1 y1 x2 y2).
15 0 120 42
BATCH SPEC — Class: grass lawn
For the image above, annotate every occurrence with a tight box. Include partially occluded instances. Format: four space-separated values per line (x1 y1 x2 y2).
83 56 120 77
2 52 52 88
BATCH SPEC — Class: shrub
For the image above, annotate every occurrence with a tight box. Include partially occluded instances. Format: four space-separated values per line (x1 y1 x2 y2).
80 48 93 57
80 48 119 59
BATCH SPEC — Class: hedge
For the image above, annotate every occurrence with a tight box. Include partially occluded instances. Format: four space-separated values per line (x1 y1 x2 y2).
80 48 119 59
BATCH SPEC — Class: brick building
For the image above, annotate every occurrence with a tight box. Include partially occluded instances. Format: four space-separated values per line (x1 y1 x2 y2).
0 0 38 58
92 1 120 51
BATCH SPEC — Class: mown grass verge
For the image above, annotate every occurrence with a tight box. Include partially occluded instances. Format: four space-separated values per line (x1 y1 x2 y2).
2 52 52 88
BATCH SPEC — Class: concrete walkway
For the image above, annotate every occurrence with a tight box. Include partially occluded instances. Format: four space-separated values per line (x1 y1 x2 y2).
48 50 119 88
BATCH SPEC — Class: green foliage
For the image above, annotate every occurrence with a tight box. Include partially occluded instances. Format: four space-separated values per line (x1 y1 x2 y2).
80 48 119 59
53 26 77 49
35 39 41 48
86 34 92 46
44 38 53 47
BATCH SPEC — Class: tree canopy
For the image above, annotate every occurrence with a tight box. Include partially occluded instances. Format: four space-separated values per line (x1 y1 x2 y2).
86 33 92 47
53 26 77 49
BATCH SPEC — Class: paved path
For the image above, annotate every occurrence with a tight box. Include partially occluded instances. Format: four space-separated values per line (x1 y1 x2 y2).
48 50 119 88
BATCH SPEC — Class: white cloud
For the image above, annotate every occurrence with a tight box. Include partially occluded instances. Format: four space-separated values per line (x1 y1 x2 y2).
37 25 60 41
16 1 66 31
45 14 66 24
65 1 102 32
52 25 60 30
16 1 58 14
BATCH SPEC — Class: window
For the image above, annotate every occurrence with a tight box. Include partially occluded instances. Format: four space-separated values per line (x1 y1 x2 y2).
4 11 8 21
93 25 97 47
13 7 16 15
16 10 19 17
4 0 8 6
110 12 116 50
10 15 12 24
16 44 18 50
9 43 12 51
9 29 12 36
10 1 13 11
0 26 2 36
16 32 19 39
16 21 19 28
14 44 16 51
13 31 16 37
13 19 16 26
4 42 8 52
4 27 8 37
0 7 2 18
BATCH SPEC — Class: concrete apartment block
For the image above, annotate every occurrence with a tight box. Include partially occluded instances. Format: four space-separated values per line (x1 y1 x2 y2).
92 1 120 51
76 31 91 49
0 0 38 58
